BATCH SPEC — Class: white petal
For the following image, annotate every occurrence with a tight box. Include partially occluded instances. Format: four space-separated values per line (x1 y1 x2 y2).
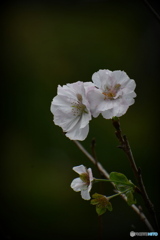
81 189 91 200
87 88 104 117
70 178 85 192
102 98 127 118
79 111 91 129
92 71 101 89
112 70 130 85
102 109 115 119
84 82 95 89
66 123 89 141
88 168 94 182
97 100 114 112
92 69 112 90
68 81 86 98
73 165 87 174
53 109 80 132
51 95 80 132
113 103 128 117
83 82 96 105
123 80 136 94
51 95 71 113
57 85 77 101
116 107 129 117
88 183 92 193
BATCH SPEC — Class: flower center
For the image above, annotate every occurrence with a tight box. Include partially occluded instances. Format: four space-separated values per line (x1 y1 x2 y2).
71 94 88 116
102 84 121 100
80 173 90 185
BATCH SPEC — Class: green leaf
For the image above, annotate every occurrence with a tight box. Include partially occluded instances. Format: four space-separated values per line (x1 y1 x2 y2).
91 199 99 205
109 172 134 192
91 193 113 216
106 201 113 211
92 193 102 199
91 193 103 205
109 172 136 205
96 205 107 216
110 172 129 184
126 191 136 206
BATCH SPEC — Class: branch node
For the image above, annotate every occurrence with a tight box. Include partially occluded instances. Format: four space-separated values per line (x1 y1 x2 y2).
117 144 124 149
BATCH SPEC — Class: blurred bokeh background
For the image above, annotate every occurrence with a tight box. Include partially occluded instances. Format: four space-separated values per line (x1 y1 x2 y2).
2 0 160 239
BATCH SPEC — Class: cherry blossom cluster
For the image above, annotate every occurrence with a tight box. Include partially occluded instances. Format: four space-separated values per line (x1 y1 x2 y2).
50 69 136 141
70 164 136 215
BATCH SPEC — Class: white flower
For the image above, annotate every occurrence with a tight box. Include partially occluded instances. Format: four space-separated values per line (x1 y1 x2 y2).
70 165 94 200
50 81 94 141
87 69 136 119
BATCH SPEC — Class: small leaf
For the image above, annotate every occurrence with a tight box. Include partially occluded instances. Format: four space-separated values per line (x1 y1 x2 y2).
110 172 129 183
110 172 128 192
109 172 136 205
106 201 113 211
91 193 113 216
96 205 107 216
91 199 99 205
126 191 136 206
109 172 134 192
92 193 102 199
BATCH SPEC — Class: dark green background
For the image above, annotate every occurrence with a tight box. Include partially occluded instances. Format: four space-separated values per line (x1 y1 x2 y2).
2 1 160 239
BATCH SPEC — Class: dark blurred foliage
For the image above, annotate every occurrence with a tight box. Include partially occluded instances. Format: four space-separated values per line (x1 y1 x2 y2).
1 0 160 239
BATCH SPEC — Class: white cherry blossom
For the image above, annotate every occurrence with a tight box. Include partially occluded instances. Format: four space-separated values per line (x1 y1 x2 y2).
50 81 93 141
87 69 136 119
70 165 93 200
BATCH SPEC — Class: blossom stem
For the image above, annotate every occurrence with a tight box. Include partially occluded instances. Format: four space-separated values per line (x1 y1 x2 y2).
93 178 134 188
73 140 154 232
112 117 159 232
107 188 133 200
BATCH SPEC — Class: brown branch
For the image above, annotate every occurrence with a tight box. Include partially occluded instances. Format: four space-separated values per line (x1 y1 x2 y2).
73 140 154 232
112 117 159 232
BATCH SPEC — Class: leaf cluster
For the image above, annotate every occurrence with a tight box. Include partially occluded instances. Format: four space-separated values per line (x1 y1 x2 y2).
109 172 136 206
91 193 112 216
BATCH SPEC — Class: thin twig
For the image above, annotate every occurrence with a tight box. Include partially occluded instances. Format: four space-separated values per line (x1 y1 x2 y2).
112 118 159 232
143 0 160 23
91 138 104 240
91 138 97 161
73 140 154 232
91 138 104 179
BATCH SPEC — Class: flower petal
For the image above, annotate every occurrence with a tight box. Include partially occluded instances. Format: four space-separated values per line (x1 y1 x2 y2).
81 189 91 200
112 70 129 85
73 165 87 175
92 69 112 90
88 168 94 182
70 178 85 192
122 79 136 94
79 111 92 129
66 123 89 141
102 109 116 119
53 109 80 132
87 88 104 117
57 85 77 101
